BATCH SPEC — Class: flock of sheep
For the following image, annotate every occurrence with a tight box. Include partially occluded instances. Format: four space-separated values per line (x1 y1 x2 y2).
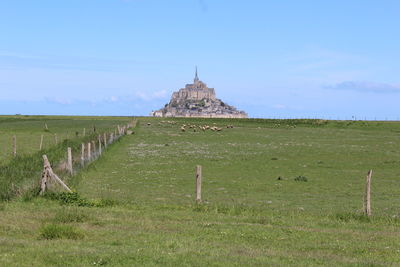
149 120 235 133
180 123 234 132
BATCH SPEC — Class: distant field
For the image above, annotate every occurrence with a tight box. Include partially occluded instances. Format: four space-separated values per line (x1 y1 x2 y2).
0 115 132 200
1 116 400 266
0 115 131 162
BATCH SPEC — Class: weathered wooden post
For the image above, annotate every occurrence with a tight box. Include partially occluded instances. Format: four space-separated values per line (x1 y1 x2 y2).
40 155 72 195
13 135 17 157
81 143 85 166
110 133 114 144
92 141 96 157
67 147 73 175
98 135 102 154
44 123 48 131
87 142 91 161
39 134 44 150
196 165 202 202
364 170 372 216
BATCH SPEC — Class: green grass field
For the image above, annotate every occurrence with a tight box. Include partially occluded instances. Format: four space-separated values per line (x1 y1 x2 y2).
0 115 131 162
1 116 400 266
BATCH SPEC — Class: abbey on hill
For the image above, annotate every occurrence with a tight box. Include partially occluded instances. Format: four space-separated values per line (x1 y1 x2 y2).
151 68 248 118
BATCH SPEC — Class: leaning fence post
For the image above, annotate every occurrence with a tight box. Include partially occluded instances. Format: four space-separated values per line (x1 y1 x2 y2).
67 147 73 175
39 134 44 150
81 143 85 166
40 155 72 195
13 135 17 157
196 165 202 202
364 170 372 216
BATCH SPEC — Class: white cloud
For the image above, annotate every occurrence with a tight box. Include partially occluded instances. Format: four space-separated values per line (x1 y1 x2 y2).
44 97 73 105
272 104 286 109
135 90 168 101
326 81 400 94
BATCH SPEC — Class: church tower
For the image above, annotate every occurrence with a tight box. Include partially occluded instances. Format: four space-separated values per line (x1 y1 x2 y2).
194 66 199 83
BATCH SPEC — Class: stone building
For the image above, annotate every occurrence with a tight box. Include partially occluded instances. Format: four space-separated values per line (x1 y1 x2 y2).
151 68 248 118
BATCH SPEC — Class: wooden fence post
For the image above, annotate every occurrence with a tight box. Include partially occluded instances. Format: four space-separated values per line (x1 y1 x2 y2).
87 142 91 161
81 143 85 166
40 155 72 195
39 134 44 150
67 147 73 175
98 135 102 154
12 135 17 157
83 128 86 137
196 165 202 202
364 170 372 216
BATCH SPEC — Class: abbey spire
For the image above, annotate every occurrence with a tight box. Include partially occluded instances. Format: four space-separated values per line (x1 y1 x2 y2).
194 66 199 83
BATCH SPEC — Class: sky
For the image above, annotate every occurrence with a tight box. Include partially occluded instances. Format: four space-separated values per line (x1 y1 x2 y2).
0 0 399 119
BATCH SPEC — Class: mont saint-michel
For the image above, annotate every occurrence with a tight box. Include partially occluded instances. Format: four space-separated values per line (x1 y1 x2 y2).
151 68 248 118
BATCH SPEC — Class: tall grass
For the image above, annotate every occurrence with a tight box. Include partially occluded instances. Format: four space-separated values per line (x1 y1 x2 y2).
0 134 98 201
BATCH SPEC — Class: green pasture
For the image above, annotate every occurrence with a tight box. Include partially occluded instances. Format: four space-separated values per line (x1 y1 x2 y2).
0 115 130 162
1 116 400 266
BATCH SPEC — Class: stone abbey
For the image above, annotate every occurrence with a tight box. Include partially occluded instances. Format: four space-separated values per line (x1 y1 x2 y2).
151 68 248 118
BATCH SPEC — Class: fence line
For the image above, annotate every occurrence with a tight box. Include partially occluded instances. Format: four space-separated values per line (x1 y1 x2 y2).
38 121 135 194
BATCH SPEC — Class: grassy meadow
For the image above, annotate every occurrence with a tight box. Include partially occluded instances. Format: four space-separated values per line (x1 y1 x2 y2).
0 115 132 200
0 115 131 162
1 116 400 266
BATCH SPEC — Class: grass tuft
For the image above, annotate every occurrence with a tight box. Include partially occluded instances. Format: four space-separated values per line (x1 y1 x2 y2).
44 192 117 207
294 175 308 182
53 208 89 223
39 223 84 240
334 212 371 223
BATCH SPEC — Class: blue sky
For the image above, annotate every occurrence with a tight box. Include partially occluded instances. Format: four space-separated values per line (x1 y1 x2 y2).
1 0 399 119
